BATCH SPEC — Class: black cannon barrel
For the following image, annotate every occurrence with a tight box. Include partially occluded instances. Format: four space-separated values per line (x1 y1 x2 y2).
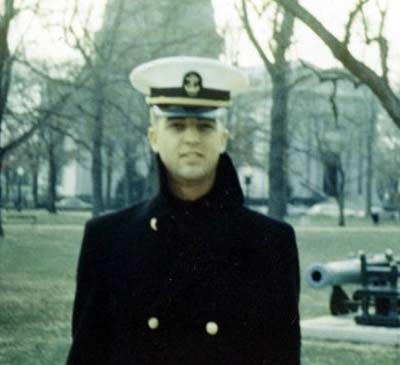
306 254 399 289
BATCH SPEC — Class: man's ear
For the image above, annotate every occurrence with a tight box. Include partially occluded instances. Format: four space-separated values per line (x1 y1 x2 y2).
219 128 229 154
147 126 159 153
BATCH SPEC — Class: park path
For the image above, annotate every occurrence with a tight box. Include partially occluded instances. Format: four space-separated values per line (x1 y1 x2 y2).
295 226 400 233
4 224 85 230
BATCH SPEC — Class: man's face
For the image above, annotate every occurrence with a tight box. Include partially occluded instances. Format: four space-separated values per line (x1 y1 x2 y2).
148 117 229 182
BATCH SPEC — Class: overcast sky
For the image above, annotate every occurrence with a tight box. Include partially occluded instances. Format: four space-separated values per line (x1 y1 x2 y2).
213 0 400 86
8 0 400 86
9 0 105 63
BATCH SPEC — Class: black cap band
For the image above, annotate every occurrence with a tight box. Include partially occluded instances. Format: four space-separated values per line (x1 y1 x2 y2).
150 87 230 101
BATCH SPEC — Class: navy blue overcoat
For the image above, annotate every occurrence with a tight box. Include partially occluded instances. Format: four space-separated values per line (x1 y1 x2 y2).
67 153 301 364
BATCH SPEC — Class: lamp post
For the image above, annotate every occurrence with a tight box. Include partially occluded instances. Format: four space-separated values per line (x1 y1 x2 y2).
242 165 253 206
16 166 24 212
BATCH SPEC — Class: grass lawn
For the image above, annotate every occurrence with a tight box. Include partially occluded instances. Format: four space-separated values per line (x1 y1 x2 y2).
0 212 399 364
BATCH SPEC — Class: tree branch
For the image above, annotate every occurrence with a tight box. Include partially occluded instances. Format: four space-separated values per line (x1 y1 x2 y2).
47 122 92 152
0 91 74 158
238 0 274 73
274 0 400 129
344 0 369 46
300 61 362 87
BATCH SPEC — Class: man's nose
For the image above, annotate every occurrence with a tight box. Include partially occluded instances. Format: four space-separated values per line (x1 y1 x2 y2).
182 125 201 143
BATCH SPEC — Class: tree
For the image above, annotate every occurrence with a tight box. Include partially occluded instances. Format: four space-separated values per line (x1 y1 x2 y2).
0 1 83 236
273 0 400 129
101 0 224 209
238 0 296 220
284 61 381 225
375 115 400 212
16 135 46 208
59 0 223 216
0 0 40 235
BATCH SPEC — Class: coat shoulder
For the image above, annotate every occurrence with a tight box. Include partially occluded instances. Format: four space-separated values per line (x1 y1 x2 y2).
240 207 295 238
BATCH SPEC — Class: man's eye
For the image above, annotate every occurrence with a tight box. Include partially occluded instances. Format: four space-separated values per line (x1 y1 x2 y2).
170 122 185 131
198 123 215 131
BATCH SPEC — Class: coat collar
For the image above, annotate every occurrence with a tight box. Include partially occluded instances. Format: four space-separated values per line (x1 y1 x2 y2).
148 152 244 218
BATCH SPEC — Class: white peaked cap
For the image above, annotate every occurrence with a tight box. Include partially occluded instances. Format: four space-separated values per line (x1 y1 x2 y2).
130 56 249 108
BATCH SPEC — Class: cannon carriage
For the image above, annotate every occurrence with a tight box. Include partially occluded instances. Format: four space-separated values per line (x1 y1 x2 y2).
306 250 400 327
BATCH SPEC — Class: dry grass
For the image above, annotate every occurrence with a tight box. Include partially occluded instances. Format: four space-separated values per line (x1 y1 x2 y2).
0 215 399 364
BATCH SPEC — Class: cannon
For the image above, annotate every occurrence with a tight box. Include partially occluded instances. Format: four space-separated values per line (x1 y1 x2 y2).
306 250 400 327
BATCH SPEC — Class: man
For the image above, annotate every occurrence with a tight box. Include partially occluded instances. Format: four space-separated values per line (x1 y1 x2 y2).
67 57 301 364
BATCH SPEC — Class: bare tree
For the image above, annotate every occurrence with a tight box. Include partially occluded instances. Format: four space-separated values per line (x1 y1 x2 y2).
285 61 381 224
274 0 400 130
375 115 400 214
57 0 223 216
238 0 296 220
17 136 46 208
0 1 82 236
301 67 349 225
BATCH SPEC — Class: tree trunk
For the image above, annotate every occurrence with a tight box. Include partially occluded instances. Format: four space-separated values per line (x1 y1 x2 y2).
240 0 294 221
0 0 13 128
91 92 104 217
268 71 289 220
123 142 135 207
0 0 14 238
337 159 346 226
123 147 129 207
92 139 104 216
365 101 377 217
32 166 39 208
0 158 4 237
357 132 363 195
306 121 312 186
337 194 345 227
322 150 346 226
4 165 10 205
105 143 114 209
47 144 57 213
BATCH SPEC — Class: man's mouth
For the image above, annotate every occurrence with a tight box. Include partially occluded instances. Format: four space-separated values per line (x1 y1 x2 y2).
180 152 203 157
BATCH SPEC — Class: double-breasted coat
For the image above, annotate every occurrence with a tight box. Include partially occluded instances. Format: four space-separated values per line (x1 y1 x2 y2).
66 153 301 364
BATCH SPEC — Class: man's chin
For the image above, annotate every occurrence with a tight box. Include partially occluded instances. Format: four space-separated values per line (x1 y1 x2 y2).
176 166 209 181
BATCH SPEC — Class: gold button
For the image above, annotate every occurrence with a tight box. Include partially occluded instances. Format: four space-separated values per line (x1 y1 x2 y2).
205 321 218 335
150 217 158 231
147 317 159 330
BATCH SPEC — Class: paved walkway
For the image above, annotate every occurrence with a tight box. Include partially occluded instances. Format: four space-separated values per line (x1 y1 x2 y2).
4 224 84 230
295 226 400 232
